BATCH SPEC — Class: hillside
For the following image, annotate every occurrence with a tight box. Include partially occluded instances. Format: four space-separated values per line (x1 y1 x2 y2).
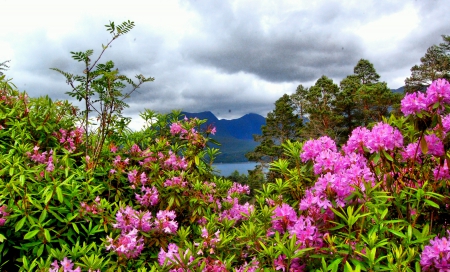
181 111 265 162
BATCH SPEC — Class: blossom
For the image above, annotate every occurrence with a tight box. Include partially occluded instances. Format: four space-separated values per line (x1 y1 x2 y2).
113 206 152 232
420 232 450 271
164 176 187 187
342 127 370 154
158 243 193 268
426 78 450 107
442 114 450 134
154 210 178 234
219 197 254 222
135 186 159 207
364 122 403 153
401 92 428 116
227 182 250 196
0 205 9 226
49 257 82 272
271 204 298 234
433 159 450 181
106 228 144 258
300 136 337 162
401 79 450 116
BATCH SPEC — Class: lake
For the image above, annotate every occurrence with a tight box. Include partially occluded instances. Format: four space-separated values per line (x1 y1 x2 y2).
212 162 258 176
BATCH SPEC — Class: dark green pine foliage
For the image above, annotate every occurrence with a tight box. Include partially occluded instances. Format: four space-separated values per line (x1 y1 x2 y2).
405 35 450 93
334 75 363 140
301 75 340 140
246 94 303 181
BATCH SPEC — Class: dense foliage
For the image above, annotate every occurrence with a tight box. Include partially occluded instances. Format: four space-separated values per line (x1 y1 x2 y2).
0 21 449 272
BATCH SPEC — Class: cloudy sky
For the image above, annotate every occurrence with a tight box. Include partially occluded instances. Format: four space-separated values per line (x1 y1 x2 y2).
1 0 449 129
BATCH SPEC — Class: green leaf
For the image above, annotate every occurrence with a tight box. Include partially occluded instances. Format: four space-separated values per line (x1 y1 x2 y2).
0 233 6 243
195 156 200 166
44 229 51 242
424 199 440 209
15 217 27 232
388 229 406 238
24 229 40 240
72 223 80 234
36 243 44 257
38 210 47 223
56 186 64 203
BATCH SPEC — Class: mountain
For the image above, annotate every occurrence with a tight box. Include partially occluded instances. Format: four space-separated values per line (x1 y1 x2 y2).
181 111 265 163
391 86 405 93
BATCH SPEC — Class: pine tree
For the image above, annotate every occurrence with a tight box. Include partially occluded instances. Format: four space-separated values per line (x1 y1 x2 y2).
405 35 450 93
246 94 303 180
301 75 340 139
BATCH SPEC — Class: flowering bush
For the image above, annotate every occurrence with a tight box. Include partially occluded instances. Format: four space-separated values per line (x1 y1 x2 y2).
1 25 450 270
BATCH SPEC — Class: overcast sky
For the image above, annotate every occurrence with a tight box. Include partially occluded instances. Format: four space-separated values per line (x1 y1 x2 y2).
1 0 449 129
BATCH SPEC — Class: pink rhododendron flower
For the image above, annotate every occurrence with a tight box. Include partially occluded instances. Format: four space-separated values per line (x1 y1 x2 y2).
135 186 159 207
401 92 428 116
401 78 450 115
271 203 298 234
0 205 10 226
365 122 403 153
420 231 450 271
49 257 82 272
342 127 370 154
106 228 144 258
301 136 337 162
154 210 178 234
433 159 450 181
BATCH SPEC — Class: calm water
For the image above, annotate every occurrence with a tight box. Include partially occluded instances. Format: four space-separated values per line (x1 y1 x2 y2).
212 162 258 176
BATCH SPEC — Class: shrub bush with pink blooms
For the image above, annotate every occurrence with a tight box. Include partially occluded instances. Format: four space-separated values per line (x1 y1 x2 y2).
1 21 450 271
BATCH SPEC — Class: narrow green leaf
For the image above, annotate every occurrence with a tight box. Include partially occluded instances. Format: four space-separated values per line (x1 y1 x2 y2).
424 199 440 209
36 243 44 257
388 229 406 238
24 229 40 240
15 217 27 232
72 223 80 234
56 186 63 203
38 210 47 223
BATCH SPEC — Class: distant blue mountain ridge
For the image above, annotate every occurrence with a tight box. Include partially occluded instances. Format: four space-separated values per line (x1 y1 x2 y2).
181 111 266 163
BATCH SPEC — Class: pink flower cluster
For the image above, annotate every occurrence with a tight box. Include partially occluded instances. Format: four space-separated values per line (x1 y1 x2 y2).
80 196 102 216
154 210 179 233
270 204 321 248
227 182 250 196
163 151 188 171
401 78 450 115
274 255 304 272
402 134 445 161
113 206 153 232
433 159 450 181
49 257 82 272
300 137 375 214
135 186 159 207
107 207 178 258
127 169 148 188
195 227 221 255
218 197 254 222
27 146 55 172
106 228 144 259
343 122 403 154
164 176 187 187
158 243 193 268
420 231 450 271
0 205 10 226
170 122 188 136
54 127 84 152
301 136 337 162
